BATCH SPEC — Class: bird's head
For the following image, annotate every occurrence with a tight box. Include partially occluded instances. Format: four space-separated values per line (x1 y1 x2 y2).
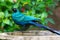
12 8 17 13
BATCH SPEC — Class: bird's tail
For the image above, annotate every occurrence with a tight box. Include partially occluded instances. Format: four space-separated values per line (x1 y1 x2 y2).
29 21 60 35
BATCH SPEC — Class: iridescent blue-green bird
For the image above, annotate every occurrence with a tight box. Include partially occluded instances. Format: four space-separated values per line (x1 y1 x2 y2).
12 8 60 35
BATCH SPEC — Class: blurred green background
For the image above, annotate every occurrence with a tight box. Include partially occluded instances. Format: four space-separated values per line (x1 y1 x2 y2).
0 0 58 32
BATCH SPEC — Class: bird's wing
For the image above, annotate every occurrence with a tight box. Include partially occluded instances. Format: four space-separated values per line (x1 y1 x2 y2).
12 13 25 22
12 11 40 23
23 15 40 21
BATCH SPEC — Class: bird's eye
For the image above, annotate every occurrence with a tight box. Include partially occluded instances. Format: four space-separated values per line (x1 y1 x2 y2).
12 8 17 12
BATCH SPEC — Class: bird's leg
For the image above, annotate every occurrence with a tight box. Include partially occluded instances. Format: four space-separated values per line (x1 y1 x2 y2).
19 24 30 31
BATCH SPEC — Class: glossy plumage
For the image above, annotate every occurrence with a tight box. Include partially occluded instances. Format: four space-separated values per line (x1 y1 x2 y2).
12 8 60 35
12 8 40 31
12 9 40 25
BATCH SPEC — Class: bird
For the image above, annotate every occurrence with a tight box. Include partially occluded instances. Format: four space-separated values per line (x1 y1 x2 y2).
12 8 60 35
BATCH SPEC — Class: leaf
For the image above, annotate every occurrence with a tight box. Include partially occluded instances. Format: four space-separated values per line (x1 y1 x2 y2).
47 18 55 24
13 3 19 8
9 0 13 3
48 11 53 15
0 12 4 19
31 9 35 15
1 22 5 27
38 2 45 8
41 12 48 20
37 0 40 2
4 10 9 18
3 19 11 25
31 2 35 5
0 0 4 2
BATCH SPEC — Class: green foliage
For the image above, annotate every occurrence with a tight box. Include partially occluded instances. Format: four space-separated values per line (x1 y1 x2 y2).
0 0 59 32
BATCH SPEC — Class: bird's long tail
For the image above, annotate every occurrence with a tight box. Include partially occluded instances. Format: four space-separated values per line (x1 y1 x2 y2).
29 21 60 35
